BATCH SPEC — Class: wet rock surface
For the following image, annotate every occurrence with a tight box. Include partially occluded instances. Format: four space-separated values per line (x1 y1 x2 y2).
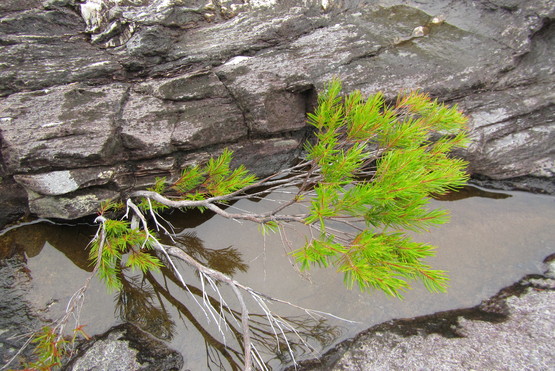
469 174 555 195
0 255 41 368
296 256 555 371
63 323 184 371
0 0 554 222
0 178 29 230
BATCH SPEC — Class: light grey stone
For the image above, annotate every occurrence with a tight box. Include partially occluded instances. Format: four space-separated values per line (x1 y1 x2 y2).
64 323 184 371
14 168 115 196
27 189 120 220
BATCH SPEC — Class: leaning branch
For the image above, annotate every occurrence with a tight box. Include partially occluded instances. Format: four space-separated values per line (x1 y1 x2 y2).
129 190 308 224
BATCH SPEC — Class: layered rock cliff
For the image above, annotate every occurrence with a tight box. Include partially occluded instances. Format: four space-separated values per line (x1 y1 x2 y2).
1 0 553 224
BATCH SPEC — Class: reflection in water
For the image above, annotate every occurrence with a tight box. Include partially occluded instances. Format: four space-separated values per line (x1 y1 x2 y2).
0 220 96 269
169 230 249 277
140 265 338 370
0 221 339 370
1 185 553 370
115 273 176 341
144 231 337 369
433 185 512 201
143 268 245 370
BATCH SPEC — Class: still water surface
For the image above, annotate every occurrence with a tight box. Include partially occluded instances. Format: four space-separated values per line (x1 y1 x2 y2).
3 186 554 369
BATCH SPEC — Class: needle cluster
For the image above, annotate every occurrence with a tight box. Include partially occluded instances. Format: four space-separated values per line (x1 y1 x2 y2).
295 79 469 296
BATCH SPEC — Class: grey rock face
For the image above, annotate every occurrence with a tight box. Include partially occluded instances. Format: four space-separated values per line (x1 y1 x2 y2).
0 6 123 96
0 0 554 221
63 322 184 371
121 72 247 156
460 84 555 179
0 178 28 230
27 187 120 220
0 256 41 367
1 83 126 173
14 168 116 196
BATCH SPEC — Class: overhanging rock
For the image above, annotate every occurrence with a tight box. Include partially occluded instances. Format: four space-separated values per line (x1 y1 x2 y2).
0 0 553 222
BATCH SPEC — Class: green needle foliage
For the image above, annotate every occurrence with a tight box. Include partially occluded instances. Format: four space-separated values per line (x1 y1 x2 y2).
294 79 469 297
25 326 66 370
90 79 468 298
89 219 162 291
22 325 89 371
171 148 258 201
87 148 260 294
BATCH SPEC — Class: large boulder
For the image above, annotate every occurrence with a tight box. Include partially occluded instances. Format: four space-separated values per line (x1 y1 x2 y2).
1 83 126 174
63 322 184 371
0 0 553 222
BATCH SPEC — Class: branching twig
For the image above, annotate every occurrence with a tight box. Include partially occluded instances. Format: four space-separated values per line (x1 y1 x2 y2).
121 200 353 369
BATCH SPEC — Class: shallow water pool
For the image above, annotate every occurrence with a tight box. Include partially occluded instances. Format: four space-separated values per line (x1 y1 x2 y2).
1 186 554 369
